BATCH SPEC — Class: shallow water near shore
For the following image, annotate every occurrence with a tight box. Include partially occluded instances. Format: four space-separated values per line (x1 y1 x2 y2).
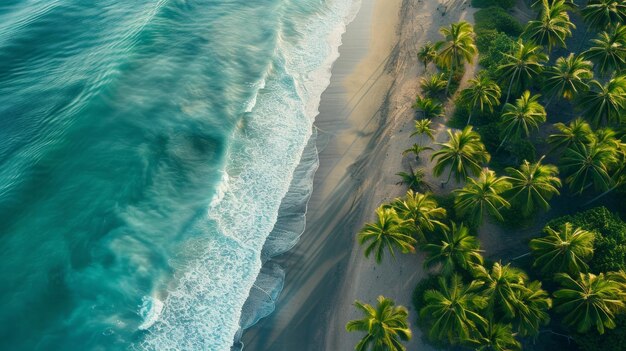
0 0 358 349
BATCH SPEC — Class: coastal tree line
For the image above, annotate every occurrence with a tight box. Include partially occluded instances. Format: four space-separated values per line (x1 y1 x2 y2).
346 0 626 350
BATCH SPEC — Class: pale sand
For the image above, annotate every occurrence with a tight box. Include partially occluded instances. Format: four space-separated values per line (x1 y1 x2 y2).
242 1 476 350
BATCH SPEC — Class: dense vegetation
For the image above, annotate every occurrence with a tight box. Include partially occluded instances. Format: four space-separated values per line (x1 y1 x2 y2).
347 1 626 350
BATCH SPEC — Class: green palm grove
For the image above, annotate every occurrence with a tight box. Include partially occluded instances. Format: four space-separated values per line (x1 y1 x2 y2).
349 1 626 350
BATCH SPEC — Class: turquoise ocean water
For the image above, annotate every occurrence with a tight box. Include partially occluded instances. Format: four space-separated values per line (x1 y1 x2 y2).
0 0 358 349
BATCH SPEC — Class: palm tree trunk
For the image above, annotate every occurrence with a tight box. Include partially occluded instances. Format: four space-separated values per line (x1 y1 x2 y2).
583 183 621 206
502 72 517 112
442 168 454 187
445 61 456 97
496 134 510 153
466 109 473 126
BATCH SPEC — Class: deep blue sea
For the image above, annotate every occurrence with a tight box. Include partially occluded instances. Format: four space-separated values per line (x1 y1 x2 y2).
0 0 358 349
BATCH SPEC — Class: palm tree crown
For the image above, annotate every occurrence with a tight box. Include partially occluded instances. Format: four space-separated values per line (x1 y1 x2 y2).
561 137 618 194
529 222 595 276
500 91 546 143
458 75 501 125
581 0 626 31
358 207 417 263
388 190 447 243
469 322 522 351
504 156 561 216
497 40 548 104
411 119 436 143
524 0 576 52
423 223 484 275
544 53 594 101
432 126 491 185
413 96 444 119
547 118 594 152
513 281 552 337
436 21 477 94
579 76 626 127
346 296 412 351
453 169 511 224
420 274 488 343
553 272 626 334
583 26 626 74
417 41 437 70
473 262 529 319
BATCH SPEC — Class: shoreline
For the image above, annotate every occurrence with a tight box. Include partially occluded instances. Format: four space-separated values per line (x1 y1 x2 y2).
242 1 475 350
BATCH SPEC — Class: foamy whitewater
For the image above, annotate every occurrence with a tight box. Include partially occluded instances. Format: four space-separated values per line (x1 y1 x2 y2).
0 0 359 350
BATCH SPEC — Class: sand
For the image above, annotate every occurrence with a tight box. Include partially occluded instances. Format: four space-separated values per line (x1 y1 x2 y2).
241 1 477 350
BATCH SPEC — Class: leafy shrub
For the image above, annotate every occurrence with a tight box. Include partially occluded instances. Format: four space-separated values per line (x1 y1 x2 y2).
420 73 447 99
546 207 626 273
472 0 516 9
475 7 524 37
476 30 516 75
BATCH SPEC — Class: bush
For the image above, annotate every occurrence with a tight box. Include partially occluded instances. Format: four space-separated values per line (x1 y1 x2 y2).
475 7 524 37
546 207 626 273
472 0 516 9
476 30 516 75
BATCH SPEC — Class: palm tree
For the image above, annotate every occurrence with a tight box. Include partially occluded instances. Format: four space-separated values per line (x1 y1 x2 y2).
581 0 626 31
561 139 618 194
388 190 447 243
473 262 529 319
420 274 488 344
544 53 593 103
553 272 626 334
458 76 501 125
357 207 417 263
431 126 491 185
523 0 576 52
547 118 594 152
453 169 511 224
498 40 548 106
413 96 444 119
402 144 432 161
578 76 626 127
420 73 447 98
423 223 483 275
499 91 546 149
529 222 595 276
435 21 477 95
410 119 436 146
396 166 430 192
583 27 626 74
346 296 412 351
468 322 521 351
513 281 552 337
504 156 561 216
418 41 437 70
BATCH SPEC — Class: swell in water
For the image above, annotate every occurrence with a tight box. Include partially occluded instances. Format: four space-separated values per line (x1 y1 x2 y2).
0 0 360 350
136 0 362 350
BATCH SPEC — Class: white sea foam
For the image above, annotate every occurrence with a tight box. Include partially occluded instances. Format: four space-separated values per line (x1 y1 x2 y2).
136 0 361 350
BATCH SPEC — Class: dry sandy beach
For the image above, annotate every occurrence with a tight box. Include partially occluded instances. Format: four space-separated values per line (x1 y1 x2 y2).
242 0 476 349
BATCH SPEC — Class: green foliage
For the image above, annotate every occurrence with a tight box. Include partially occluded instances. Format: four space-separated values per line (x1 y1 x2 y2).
475 7 524 37
472 0 516 9
506 139 537 164
574 315 626 351
347 296 412 351
476 30 516 74
547 207 626 273
476 122 503 152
